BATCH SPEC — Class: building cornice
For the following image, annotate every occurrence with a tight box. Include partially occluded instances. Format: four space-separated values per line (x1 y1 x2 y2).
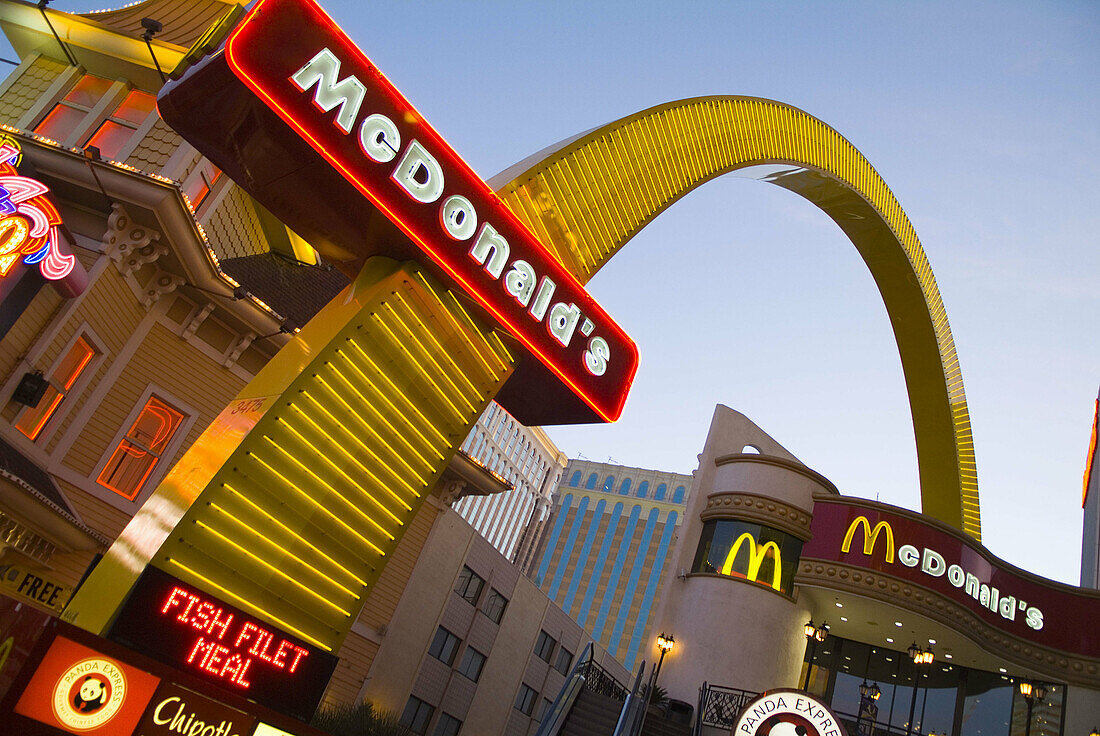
714 453 839 495
701 491 813 541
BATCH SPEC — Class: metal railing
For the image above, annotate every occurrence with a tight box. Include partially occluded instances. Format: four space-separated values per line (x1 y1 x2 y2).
577 656 631 701
611 661 647 736
695 682 758 731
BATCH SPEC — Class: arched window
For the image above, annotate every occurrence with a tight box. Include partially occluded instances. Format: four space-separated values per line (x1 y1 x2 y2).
602 476 615 493
673 486 686 503
637 481 649 498
585 473 598 489
569 470 581 487
619 478 631 495
655 483 667 501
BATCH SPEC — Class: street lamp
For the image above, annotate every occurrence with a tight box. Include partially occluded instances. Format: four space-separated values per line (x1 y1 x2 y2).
856 680 881 733
653 633 675 686
905 643 932 736
1018 681 1047 736
801 620 829 690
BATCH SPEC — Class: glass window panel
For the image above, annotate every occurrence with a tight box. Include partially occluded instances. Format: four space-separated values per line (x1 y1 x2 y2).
33 105 86 142
16 336 96 440
110 89 156 124
961 670 1012 736
457 647 485 682
85 120 134 160
432 714 461 736
692 518 803 595
97 396 185 500
63 75 113 107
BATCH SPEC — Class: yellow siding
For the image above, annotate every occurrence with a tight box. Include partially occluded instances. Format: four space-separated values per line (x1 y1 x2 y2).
0 283 63 424
0 56 66 125
357 500 441 632
125 118 182 174
201 185 270 260
62 320 245 478
321 632 380 708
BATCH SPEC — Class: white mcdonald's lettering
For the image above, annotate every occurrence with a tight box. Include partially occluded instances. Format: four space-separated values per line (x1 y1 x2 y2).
289 48 611 378
840 516 1045 631
720 532 782 591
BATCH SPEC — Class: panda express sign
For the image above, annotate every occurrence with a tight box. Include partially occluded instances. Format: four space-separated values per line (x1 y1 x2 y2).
157 0 638 425
732 691 847 736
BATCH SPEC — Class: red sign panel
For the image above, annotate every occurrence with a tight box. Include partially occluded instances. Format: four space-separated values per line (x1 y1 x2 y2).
13 636 160 736
107 567 336 721
158 0 638 424
804 500 1100 657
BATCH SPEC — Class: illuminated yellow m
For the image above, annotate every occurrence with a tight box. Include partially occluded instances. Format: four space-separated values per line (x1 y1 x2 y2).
720 532 782 591
841 516 895 563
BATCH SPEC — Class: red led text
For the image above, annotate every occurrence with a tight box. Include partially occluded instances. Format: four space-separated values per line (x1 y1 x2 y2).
161 586 311 689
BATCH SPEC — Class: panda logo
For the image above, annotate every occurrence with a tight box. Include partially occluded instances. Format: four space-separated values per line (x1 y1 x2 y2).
73 675 109 713
52 657 127 730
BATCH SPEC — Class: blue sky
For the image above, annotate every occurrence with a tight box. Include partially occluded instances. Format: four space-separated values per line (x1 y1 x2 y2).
32 2 1100 584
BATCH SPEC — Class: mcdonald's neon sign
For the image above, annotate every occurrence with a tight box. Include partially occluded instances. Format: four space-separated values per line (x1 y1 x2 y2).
720 532 784 592
841 515 895 563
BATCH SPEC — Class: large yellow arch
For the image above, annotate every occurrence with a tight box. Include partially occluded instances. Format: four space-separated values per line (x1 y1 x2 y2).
492 97 980 541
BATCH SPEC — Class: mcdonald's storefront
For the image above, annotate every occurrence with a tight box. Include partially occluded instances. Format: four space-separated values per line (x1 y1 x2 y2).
648 406 1100 736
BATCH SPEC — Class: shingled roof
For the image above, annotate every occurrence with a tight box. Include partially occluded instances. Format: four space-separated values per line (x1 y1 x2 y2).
220 253 350 328
79 0 241 50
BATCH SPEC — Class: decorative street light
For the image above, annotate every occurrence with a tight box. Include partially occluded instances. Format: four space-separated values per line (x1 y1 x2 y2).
1018 681 1047 736
905 643 933 736
801 620 829 690
856 680 882 734
653 633 675 687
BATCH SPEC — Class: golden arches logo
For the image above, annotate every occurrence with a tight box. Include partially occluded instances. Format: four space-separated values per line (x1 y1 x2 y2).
720 532 783 591
841 516 895 563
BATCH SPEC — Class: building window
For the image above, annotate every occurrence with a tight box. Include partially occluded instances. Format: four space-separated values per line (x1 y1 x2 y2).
33 74 114 142
601 475 615 493
181 160 223 211
454 565 484 606
515 684 537 716
96 395 186 500
655 483 667 501
483 588 508 624
692 518 804 596
399 696 435 735
538 698 555 723
15 335 97 441
428 626 461 666
553 646 574 675
534 630 556 662
456 647 486 682
84 88 157 159
636 480 649 498
584 473 597 489
619 478 631 495
432 714 461 736
673 485 686 503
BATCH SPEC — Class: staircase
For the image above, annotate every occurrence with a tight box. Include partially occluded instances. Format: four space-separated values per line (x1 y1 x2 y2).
558 688 624 736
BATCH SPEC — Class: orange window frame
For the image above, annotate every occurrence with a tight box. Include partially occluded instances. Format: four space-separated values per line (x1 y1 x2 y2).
97 395 186 501
15 336 97 441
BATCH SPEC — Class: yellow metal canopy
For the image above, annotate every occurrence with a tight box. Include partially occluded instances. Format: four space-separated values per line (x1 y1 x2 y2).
493 96 980 541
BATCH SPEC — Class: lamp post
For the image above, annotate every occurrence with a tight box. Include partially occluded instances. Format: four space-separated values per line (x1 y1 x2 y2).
653 633 675 689
1018 681 1047 736
856 680 881 735
801 620 829 691
904 643 933 736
